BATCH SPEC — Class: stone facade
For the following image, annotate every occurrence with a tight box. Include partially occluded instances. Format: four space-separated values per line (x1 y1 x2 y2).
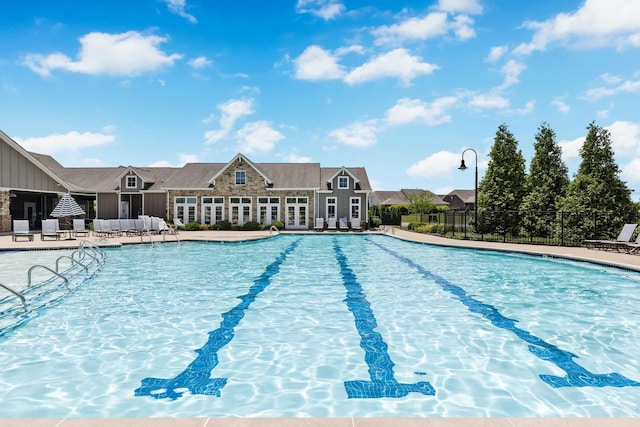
0 191 10 232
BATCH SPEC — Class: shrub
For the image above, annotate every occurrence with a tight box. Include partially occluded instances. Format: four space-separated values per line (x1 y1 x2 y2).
184 221 201 231
242 220 261 231
215 220 232 230
271 221 285 230
407 221 426 230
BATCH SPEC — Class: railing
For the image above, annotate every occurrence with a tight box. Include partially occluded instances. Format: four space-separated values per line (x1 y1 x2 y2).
270 225 280 235
0 242 107 336
0 283 27 312
399 210 640 247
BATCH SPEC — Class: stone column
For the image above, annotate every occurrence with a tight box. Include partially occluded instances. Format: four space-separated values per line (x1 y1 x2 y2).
0 190 10 233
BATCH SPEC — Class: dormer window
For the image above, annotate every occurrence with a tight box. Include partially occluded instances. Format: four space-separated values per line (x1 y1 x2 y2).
338 176 349 189
126 176 137 189
235 170 246 185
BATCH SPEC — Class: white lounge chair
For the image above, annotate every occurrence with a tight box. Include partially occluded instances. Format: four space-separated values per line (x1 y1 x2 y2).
12 220 34 242
173 217 185 228
314 218 325 231
73 219 90 237
339 217 349 231
582 223 637 251
41 219 65 241
351 218 362 232
327 217 337 231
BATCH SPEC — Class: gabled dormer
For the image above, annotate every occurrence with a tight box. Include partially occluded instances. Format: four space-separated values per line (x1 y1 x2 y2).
326 167 360 191
207 153 273 188
116 167 155 192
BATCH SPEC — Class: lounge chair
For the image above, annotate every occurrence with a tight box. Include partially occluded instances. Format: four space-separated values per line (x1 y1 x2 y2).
173 217 185 228
73 219 90 237
621 234 640 254
41 219 65 241
351 218 362 232
12 220 34 242
582 223 637 251
327 217 337 231
339 217 349 231
314 217 325 231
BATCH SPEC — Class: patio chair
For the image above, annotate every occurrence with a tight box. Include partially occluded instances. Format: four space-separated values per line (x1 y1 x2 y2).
73 219 90 237
350 218 362 232
582 223 637 251
12 220 34 242
621 233 640 254
173 217 185 228
41 219 65 241
327 217 337 231
339 217 349 231
314 217 325 231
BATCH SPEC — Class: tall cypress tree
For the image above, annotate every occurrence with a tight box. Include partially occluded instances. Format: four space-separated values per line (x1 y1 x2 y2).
560 122 633 240
520 123 569 237
478 123 526 234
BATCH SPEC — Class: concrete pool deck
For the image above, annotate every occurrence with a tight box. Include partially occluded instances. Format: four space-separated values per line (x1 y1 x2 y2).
1 228 639 426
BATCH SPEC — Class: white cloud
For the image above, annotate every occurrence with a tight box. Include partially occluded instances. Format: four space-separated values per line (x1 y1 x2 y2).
165 0 197 23
622 157 640 183
236 120 284 154
296 0 345 20
597 109 609 119
514 0 640 55
344 49 438 86
148 153 199 167
188 56 212 69
372 12 449 45
469 93 509 109
551 97 570 113
16 131 115 154
294 45 345 81
608 120 640 157
204 98 255 144
486 46 508 62
23 31 183 77
329 120 378 147
583 73 640 101
385 96 457 126
407 151 461 178
559 136 584 161
436 0 483 14
516 100 535 114
283 153 313 163
500 59 526 88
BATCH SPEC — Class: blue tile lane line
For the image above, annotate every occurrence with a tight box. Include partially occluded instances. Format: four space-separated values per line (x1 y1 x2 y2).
134 239 301 401
333 240 436 398
369 238 640 389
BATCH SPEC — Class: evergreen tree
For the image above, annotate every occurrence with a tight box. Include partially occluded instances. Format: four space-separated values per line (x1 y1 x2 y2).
520 123 569 237
477 123 526 235
560 122 634 240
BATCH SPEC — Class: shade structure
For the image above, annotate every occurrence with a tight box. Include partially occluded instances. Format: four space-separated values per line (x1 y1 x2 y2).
50 193 86 218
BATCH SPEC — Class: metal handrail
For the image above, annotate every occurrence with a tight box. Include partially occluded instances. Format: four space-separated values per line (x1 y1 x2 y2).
270 225 280 235
55 255 89 273
28 265 69 288
0 282 27 312
79 241 106 261
71 249 100 266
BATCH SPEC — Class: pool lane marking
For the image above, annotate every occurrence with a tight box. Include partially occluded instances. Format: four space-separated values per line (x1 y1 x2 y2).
135 239 301 401
369 238 640 389
333 240 435 398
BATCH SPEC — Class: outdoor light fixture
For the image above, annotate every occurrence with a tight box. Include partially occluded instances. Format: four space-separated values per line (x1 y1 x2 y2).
459 148 478 233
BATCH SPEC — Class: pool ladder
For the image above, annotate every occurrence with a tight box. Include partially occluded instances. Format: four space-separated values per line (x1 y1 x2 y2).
0 241 106 317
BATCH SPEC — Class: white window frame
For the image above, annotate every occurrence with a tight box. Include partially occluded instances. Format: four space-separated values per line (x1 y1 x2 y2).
126 175 137 189
326 197 337 219
235 170 246 185
285 196 308 229
350 197 361 220
258 197 280 225
338 176 349 189
202 197 225 224
175 196 198 223
229 197 252 225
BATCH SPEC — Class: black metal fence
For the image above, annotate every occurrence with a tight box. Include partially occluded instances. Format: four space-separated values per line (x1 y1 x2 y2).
389 210 640 247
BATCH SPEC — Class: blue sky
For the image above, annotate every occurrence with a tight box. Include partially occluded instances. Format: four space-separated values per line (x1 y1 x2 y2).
1 0 639 199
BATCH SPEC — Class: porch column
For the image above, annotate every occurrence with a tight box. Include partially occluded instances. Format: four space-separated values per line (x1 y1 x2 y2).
0 190 11 232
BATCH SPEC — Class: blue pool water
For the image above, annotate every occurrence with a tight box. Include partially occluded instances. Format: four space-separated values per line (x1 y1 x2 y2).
1 234 640 417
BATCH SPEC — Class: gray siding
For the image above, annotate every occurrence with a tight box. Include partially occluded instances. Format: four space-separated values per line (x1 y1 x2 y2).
1 140 62 192
96 193 118 219
144 193 166 218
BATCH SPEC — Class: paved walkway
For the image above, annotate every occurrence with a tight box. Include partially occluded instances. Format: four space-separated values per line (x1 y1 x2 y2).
1 228 640 426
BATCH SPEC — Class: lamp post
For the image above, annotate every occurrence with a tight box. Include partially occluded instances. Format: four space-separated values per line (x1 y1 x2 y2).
458 148 478 233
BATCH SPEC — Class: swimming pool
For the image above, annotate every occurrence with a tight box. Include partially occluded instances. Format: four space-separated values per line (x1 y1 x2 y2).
1 234 640 417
